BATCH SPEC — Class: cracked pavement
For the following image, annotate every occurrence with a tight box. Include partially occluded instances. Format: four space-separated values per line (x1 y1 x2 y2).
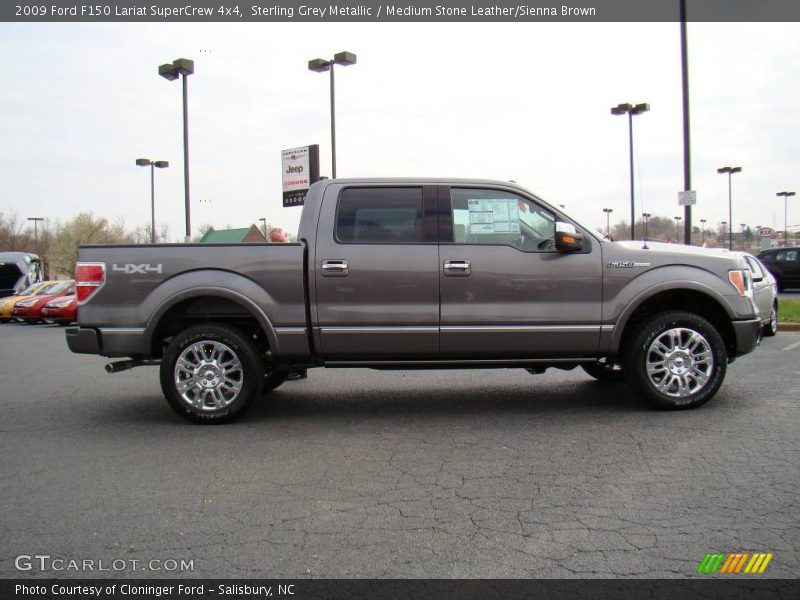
1 325 798 579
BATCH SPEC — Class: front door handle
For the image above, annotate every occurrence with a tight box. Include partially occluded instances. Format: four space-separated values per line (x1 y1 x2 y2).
443 260 471 276
321 259 349 277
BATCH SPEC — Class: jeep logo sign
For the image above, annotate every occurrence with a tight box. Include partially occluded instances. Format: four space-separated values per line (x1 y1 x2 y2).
281 145 320 208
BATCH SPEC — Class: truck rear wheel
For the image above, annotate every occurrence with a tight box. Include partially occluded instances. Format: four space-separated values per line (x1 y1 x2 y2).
624 311 727 410
160 323 264 423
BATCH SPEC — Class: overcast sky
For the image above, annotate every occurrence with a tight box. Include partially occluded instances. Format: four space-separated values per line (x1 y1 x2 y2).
1 21 798 239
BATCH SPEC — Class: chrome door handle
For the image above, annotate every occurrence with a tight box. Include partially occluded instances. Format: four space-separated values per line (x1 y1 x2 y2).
443 260 471 276
321 259 349 276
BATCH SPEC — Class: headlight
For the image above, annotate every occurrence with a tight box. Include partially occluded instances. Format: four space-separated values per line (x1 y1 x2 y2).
728 269 753 298
47 299 74 308
15 299 37 308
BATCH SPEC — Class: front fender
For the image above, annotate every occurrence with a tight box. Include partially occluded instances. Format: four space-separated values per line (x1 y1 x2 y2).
604 265 755 354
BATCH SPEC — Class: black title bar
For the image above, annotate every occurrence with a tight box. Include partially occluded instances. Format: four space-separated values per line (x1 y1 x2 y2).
4 0 800 22
3 579 799 600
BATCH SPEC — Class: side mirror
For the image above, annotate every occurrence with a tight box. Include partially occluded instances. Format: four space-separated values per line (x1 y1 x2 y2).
555 223 583 252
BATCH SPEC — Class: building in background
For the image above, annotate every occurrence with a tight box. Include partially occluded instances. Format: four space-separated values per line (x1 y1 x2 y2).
199 225 266 244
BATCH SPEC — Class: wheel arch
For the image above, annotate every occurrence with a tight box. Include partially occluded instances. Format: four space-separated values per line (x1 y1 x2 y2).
611 286 737 359
145 288 279 358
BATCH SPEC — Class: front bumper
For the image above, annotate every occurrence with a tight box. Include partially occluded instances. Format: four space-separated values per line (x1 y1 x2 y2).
42 306 76 323
731 318 762 357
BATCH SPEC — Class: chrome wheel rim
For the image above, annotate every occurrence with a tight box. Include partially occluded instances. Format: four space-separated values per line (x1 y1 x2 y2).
770 306 778 333
174 341 243 411
646 328 713 398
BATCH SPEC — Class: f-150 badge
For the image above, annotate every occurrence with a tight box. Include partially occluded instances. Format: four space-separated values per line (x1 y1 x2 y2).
607 261 650 268
112 264 163 274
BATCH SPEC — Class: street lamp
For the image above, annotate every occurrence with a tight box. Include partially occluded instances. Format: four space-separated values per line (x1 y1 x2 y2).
642 212 652 240
700 218 707 245
717 166 742 251
27 217 44 254
611 102 650 240
159 57 194 242
674 216 682 243
136 158 169 243
777 191 795 246
308 51 357 179
602 208 613 236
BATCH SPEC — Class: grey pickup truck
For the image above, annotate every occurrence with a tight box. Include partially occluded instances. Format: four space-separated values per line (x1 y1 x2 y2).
67 178 763 422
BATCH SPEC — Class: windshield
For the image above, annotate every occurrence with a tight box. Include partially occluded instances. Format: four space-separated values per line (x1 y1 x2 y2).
18 283 40 296
42 281 73 295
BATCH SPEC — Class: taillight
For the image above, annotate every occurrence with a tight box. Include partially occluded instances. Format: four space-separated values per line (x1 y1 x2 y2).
75 262 105 303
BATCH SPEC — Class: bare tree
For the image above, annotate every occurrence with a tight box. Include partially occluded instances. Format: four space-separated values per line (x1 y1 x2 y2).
49 213 135 277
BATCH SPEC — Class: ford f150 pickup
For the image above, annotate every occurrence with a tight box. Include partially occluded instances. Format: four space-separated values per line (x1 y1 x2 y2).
67 179 763 422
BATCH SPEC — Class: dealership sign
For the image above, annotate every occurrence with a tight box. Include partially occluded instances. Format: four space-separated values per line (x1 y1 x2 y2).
281 145 320 207
756 227 775 238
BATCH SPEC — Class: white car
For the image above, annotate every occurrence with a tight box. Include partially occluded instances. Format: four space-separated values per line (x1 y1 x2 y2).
743 253 778 337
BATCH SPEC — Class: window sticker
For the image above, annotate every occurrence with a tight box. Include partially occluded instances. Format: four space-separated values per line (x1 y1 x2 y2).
467 199 520 236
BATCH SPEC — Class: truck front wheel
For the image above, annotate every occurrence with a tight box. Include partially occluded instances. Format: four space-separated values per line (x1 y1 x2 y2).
160 323 264 423
624 311 727 410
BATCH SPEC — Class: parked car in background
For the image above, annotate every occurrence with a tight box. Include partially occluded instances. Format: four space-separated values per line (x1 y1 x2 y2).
0 280 58 323
757 246 800 291
41 292 78 325
12 280 75 323
740 253 778 337
0 252 42 298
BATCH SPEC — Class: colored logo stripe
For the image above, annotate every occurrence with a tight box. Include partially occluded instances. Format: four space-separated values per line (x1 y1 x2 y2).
697 552 773 574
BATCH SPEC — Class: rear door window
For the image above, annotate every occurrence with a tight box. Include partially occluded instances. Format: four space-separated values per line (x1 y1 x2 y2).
336 187 423 244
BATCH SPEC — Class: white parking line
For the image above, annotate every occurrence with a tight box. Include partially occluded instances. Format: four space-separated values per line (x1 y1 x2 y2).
783 340 800 351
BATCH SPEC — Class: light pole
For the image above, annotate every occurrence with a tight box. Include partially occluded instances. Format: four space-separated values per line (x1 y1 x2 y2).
27 217 44 254
642 212 651 240
680 0 693 246
717 166 741 251
135 158 169 243
700 218 707 245
777 191 795 246
159 58 194 242
259 217 267 239
611 102 649 240
674 216 682 243
602 208 613 236
308 51 357 179
721 221 728 245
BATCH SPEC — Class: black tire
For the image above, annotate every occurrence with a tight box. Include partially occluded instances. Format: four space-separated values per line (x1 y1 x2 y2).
763 302 778 337
263 369 290 392
581 359 625 382
160 323 264 424
624 311 727 410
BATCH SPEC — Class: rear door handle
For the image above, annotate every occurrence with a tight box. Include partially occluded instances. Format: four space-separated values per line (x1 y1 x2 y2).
443 260 471 276
321 259 349 277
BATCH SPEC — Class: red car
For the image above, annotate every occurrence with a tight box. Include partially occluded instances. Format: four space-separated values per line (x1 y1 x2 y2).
41 291 78 325
12 280 75 323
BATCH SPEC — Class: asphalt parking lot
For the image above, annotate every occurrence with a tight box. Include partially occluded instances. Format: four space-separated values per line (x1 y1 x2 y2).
1 324 798 579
